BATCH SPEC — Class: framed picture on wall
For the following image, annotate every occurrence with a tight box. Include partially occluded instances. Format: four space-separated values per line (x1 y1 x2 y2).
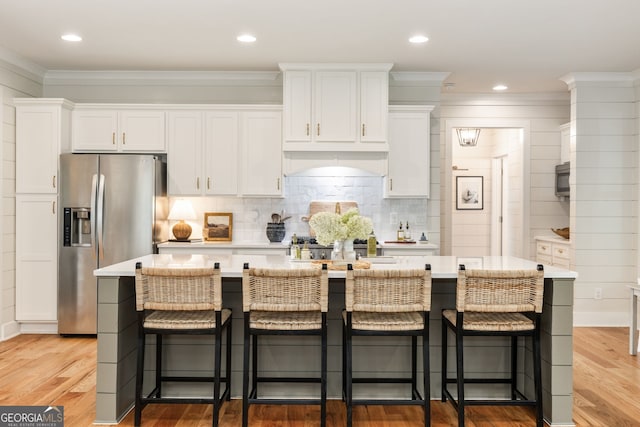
204 212 233 241
456 176 483 210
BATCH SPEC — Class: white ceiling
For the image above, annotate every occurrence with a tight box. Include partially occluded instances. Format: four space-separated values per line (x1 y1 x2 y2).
1 0 639 94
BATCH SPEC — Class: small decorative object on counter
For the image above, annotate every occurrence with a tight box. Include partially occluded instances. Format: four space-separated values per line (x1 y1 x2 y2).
301 241 311 260
266 222 286 242
404 222 411 240
367 230 377 257
290 234 300 259
397 222 404 241
420 232 429 242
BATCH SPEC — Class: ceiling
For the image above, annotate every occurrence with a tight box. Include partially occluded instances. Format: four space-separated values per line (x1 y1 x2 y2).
1 0 639 94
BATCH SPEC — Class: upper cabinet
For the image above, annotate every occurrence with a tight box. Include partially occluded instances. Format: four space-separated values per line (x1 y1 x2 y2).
385 105 434 198
15 98 73 194
72 107 166 153
167 106 282 197
280 63 392 152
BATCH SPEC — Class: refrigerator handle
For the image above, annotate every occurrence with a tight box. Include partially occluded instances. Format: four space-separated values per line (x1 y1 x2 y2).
97 174 106 260
90 174 98 259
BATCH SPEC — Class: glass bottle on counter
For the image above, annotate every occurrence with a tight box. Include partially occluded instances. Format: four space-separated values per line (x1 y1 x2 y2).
301 241 311 260
404 222 411 240
367 230 377 257
397 222 404 241
290 233 300 260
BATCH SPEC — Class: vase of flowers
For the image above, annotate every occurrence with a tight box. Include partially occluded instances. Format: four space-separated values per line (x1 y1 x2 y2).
309 207 373 261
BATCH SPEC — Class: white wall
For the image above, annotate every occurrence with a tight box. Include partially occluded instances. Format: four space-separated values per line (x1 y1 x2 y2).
563 73 638 326
0 55 43 340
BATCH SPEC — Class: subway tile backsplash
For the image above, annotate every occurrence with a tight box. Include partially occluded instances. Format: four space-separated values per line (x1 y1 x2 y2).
177 175 428 243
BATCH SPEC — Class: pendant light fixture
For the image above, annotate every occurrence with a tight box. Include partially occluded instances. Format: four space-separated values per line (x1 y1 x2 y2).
457 128 481 147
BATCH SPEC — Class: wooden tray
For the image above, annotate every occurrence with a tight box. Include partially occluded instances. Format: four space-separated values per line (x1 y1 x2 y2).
310 260 371 270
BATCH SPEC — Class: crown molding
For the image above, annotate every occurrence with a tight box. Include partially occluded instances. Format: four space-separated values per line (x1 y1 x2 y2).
0 46 46 83
43 70 282 86
560 72 636 90
390 71 451 83
441 91 570 106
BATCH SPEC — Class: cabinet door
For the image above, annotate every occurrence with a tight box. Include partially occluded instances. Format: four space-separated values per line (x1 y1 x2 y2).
386 108 431 197
314 71 357 142
240 111 282 196
283 70 312 143
359 71 388 143
167 111 203 195
119 110 166 152
16 194 58 321
204 111 238 195
16 105 62 193
72 110 119 151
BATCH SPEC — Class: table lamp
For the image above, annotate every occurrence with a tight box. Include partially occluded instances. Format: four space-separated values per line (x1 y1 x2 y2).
168 199 197 241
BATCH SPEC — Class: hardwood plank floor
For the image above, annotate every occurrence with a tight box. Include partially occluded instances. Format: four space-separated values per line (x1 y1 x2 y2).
0 327 638 426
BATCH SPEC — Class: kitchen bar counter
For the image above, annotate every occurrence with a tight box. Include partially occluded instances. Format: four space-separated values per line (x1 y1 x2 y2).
94 254 576 426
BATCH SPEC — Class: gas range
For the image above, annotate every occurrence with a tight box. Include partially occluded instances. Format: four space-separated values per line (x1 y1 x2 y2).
288 237 379 259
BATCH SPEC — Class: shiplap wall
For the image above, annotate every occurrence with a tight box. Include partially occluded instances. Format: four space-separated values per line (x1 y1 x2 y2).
565 74 638 326
0 56 43 340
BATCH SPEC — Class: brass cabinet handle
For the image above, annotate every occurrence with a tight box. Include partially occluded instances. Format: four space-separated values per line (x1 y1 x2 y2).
277 177 280 190
112 132 116 145
317 123 320 136
306 123 310 136
390 178 393 191
196 177 200 190
52 175 56 188
122 132 126 144
557 249 564 254
207 177 211 190
52 201 56 214
541 245 547 250
362 123 365 136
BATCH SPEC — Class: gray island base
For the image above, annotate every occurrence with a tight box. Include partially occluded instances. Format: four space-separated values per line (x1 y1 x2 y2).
94 254 576 426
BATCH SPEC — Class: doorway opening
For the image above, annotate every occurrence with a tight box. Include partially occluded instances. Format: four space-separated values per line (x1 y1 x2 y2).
443 120 530 258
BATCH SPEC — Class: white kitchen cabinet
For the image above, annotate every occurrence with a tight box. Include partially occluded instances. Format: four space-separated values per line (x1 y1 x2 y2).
240 110 283 196
280 63 392 152
158 242 288 256
385 105 434 198
15 99 73 194
535 236 570 269
15 194 58 322
167 110 238 196
381 243 438 256
72 108 165 152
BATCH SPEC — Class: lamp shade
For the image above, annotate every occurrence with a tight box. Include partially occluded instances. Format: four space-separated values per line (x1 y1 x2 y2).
168 199 196 221
168 200 196 241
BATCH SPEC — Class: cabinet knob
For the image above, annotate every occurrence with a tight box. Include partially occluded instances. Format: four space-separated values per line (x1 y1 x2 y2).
542 245 547 250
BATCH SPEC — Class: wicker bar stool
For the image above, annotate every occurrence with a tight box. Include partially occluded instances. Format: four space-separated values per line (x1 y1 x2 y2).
134 262 232 427
241 263 329 427
343 264 432 427
441 264 545 427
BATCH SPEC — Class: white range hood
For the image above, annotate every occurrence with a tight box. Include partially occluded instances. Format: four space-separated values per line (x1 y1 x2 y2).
283 151 387 176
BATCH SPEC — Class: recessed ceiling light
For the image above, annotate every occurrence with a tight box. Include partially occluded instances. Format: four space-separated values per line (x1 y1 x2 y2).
237 34 256 43
409 35 429 44
493 84 508 91
61 34 82 42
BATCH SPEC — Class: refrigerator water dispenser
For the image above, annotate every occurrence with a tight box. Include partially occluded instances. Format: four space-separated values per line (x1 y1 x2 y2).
63 207 92 247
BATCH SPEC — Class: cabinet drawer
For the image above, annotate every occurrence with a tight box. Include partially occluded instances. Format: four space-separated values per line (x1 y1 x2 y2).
553 258 570 269
536 242 552 256
553 245 570 260
536 254 553 265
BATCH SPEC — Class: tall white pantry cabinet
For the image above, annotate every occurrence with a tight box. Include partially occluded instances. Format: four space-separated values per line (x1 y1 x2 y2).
14 98 73 330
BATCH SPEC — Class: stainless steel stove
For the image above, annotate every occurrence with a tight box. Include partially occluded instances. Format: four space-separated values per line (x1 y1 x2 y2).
288 237 380 259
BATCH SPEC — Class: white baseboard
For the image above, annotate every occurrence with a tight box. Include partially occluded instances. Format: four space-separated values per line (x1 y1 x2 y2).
18 322 58 334
1 321 20 341
573 311 627 327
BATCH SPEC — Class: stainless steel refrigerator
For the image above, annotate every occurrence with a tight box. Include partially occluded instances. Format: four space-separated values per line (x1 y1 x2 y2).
58 154 168 334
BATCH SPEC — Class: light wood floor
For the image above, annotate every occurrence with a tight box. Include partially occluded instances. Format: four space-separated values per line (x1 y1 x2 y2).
1 327 639 426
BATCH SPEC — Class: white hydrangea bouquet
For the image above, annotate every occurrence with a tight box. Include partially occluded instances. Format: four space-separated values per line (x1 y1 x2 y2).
309 207 373 246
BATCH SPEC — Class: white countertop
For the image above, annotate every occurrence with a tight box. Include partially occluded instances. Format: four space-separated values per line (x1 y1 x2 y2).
534 235 571 244
95 254 577 280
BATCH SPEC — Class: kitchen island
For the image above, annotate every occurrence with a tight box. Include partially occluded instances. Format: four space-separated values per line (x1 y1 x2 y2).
94 254 576 426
